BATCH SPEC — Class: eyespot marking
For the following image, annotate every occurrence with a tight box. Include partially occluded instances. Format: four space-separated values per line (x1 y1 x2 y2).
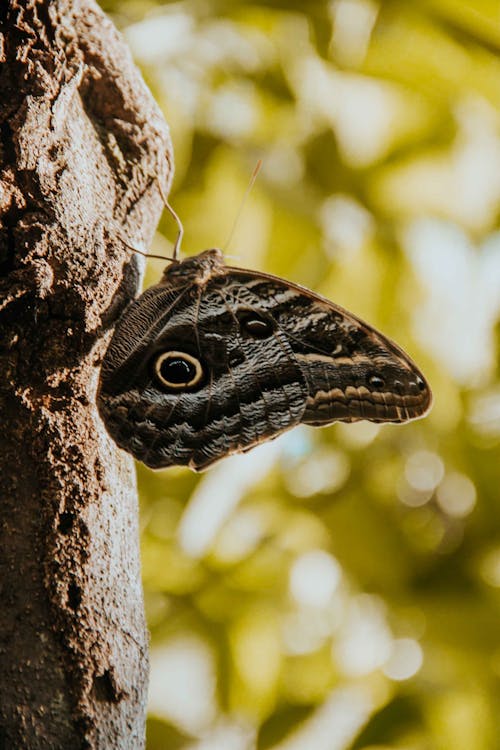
367 374 385 389
153 351 204 390
416 375 426 391
238 311 274 339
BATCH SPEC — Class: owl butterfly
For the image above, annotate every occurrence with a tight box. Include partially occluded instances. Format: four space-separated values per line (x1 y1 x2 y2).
97 189 432 472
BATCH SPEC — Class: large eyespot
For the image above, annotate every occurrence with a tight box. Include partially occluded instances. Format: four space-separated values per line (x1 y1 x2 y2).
153 351 204 390
238 311 274 339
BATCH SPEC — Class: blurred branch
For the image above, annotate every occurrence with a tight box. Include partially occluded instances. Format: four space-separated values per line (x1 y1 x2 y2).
0 0 171 747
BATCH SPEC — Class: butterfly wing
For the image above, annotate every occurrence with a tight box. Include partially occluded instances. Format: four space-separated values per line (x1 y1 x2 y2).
227 268 432 427
98 261 308 470
98 252 431 471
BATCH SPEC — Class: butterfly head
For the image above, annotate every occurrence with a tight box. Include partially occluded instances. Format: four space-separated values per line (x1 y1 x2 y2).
160 248 226 287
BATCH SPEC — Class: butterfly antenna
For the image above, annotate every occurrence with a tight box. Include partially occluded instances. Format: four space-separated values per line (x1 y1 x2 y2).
157 177 184 261
222 159 263 253
115 232 175 262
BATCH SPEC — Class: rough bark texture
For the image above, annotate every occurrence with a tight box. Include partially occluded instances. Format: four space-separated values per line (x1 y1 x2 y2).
0 1 172 747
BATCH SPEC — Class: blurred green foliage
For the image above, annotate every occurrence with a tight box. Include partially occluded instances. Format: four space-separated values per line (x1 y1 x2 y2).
106 1 500 748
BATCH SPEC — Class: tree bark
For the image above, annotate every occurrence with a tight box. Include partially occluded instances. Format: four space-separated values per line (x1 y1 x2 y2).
0 1 171 747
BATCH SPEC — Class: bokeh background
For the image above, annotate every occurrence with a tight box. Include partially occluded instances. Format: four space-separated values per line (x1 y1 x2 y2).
103 1 500 748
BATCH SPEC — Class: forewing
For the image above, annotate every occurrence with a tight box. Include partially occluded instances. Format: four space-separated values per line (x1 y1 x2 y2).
225 268 432 425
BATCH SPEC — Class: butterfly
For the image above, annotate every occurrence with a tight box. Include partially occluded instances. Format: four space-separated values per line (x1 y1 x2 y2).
97 239 432 471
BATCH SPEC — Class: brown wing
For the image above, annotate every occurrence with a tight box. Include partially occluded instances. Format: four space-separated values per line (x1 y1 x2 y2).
225 266 432 425
98 250 431 471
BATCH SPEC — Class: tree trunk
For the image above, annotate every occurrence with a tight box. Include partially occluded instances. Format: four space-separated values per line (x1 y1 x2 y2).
0 1 171 747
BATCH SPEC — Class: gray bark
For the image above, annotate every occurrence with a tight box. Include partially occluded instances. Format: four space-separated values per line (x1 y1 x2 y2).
0 1 172 747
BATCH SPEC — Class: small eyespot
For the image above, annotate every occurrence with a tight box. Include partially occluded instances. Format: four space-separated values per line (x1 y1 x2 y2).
239 312 274 339
153 351 204 390
416 375 426 391
368 374 385 390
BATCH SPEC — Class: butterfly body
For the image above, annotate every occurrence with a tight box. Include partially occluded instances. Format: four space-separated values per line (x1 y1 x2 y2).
98 249 431 471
